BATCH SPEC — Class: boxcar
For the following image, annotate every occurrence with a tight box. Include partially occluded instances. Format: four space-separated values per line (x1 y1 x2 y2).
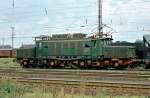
0 49 16 58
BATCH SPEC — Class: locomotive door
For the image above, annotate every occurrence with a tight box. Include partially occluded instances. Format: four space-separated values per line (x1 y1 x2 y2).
91 40 97 58
83 41 91 56
91 39 103 58
42 46 49 56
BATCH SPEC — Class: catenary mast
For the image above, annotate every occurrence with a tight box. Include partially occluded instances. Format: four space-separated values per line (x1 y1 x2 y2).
98 0 103 38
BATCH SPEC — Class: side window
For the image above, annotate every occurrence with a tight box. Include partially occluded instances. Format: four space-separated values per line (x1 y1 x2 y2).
43 43 48 48
44 46 48 48
94 40 96 46
85 44 90 48
99 41 103 46
106 40 108 45
91 40 97 47
103 40 106 45
39 42 42 48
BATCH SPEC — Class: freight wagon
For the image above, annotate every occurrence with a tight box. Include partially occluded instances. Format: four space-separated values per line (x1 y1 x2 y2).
0 49 16 58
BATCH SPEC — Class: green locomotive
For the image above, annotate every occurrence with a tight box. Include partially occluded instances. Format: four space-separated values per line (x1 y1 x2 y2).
16 33 136 69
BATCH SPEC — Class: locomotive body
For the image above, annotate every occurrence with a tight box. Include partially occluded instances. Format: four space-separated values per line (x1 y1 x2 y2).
16 34 136 69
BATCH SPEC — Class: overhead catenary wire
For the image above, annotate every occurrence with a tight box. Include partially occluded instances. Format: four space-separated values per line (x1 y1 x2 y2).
0 0 149 46
0 0 149 22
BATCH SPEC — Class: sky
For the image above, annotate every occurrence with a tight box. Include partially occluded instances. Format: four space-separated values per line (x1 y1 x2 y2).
0 0 149 47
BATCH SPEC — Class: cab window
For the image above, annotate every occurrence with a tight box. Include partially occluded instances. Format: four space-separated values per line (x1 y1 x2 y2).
85 44 90 48
39 42 42 48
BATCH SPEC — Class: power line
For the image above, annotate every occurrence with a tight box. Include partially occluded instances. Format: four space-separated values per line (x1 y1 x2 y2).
0 2 97 13
0 1 149 32
0 0 149 15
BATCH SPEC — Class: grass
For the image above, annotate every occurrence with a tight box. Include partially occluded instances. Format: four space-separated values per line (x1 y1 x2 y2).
0 79 148 98
0 78 32 98
0 58 20 68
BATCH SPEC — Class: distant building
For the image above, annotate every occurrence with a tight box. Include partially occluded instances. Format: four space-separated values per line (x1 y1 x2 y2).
0 45 12 50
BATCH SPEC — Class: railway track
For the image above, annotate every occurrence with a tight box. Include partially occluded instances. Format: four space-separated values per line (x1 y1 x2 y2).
0 68 149 95
0 68 150 80
0 69 150 89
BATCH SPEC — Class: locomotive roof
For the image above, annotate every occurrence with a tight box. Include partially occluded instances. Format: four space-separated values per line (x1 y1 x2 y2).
35 37 113 42
34 34 113 42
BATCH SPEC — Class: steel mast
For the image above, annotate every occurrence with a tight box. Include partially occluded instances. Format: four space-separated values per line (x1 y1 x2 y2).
98 0 103 38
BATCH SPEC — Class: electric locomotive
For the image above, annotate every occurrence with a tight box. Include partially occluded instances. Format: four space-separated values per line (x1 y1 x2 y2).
16 33 136 69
